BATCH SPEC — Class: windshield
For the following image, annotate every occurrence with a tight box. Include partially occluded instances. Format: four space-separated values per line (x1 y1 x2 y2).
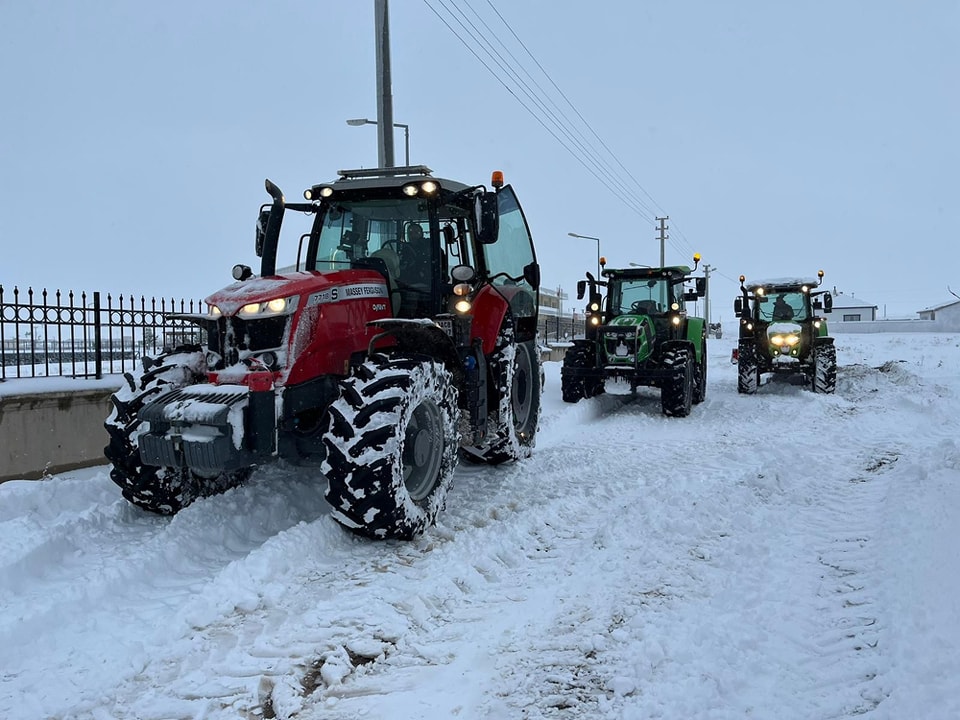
757 291 808 322
610 278 682 316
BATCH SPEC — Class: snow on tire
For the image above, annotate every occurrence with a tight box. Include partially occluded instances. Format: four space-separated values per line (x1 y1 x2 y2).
462 335 541 465
320 356 460 540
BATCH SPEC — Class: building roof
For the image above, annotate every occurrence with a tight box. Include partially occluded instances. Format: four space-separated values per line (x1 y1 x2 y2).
830 292 877 310
919 298 960 313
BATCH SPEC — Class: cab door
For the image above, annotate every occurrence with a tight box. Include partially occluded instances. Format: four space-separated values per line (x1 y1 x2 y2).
480 186 540 338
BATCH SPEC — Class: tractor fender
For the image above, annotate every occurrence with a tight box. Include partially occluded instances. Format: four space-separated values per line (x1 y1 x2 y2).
660 337 697 360
470 286 512 355
684 316 708 363
366 319 465 387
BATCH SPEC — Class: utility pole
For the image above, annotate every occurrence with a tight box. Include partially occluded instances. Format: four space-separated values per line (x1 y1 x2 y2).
374 0 396 168
656 216 669 268
702 264 715 326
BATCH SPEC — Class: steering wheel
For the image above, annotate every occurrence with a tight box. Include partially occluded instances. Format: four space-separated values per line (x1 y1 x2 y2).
630 301 652 314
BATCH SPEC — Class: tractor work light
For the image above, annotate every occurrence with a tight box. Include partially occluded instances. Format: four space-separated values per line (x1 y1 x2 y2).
208 305 223 317
756 287 766 296
238 295 300 319
402 180 441 197
590 302 600 312
304 185 334 200
453 283 473 297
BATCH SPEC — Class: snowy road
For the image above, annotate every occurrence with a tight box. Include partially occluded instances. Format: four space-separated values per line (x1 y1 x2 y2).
2 333 959 719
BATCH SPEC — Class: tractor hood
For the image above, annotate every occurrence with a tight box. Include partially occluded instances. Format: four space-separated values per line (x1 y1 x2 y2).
767 321 802 336
205 269 387 316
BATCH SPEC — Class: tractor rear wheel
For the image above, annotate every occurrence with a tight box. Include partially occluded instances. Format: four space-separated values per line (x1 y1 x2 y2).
462 334 541 465
321 355 459 540
693 339 707 404
812 340 837 394
103 346 249 514
661 346 694 417
737 341 760 394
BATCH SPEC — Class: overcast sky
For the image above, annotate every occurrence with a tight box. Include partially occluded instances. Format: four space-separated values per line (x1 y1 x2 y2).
2 1 957 318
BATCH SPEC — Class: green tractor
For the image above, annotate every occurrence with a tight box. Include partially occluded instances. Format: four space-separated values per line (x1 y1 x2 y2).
732 271 836 394
561 255 708 417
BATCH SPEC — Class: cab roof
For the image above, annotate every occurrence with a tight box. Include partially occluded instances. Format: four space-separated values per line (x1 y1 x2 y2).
744 276 821 293
603 265 693 281
328 165 473 193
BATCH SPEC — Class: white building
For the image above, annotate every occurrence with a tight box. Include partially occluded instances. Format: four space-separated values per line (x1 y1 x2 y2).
829 290 878 322
918 299 960 329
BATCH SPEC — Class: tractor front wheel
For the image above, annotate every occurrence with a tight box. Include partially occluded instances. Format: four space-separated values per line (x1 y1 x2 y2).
661 346 694 417
103 346 249 514
812 340 837 394
737 341 761 395
561 342 604 403
321 355 460 540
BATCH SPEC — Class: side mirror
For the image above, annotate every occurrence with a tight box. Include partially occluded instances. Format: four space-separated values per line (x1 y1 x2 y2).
523 261 541 290
475 192 500 244
695 277 707 296
734 297 743 317
255 207 271 257
823 292 833 313
577 280 586 300
684 290 698 303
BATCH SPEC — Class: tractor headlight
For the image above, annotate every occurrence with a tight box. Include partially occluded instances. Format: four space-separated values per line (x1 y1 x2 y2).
770 333 800 347
453 282 473 297
208 305 222 317
454 299 472 314
590 316 600 326
237 295 300 318
590 302 600 312
671 315 681 326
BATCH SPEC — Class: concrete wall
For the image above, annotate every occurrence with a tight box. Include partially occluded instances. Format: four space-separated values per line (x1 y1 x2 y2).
0 388 114 482
830 318 960 334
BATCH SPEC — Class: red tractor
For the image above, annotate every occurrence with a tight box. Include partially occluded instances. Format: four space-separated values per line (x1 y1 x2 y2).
105 166 541 539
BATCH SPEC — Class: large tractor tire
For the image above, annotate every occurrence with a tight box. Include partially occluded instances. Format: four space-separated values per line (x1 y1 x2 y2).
321 355 460 540
661 346 694 417
560 342 604 403
104 346 249 514
737 341 761 395
693 338 708 404
462 332 541 465
812 340 837 394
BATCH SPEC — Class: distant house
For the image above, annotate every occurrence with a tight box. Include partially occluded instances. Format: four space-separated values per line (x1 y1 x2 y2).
918 299 960 326
829 290 878 322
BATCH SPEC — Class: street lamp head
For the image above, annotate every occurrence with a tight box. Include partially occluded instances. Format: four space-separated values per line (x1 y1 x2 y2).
346 118 373 127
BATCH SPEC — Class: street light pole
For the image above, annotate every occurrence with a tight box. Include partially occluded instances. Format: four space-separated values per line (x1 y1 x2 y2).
568 232 601 278
346 118 410 166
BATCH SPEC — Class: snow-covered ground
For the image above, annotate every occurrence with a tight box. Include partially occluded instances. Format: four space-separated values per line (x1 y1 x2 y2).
2 333 959 719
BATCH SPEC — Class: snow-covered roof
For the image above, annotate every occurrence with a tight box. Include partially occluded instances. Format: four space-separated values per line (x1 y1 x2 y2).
830 293 878 309
919 299 960 313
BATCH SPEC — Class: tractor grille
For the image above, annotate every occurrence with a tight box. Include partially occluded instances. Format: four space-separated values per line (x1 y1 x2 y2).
206 316 288 369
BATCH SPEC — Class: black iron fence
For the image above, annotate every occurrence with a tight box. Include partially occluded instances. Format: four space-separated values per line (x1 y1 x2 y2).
0 285 207 381
539 315 584 345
